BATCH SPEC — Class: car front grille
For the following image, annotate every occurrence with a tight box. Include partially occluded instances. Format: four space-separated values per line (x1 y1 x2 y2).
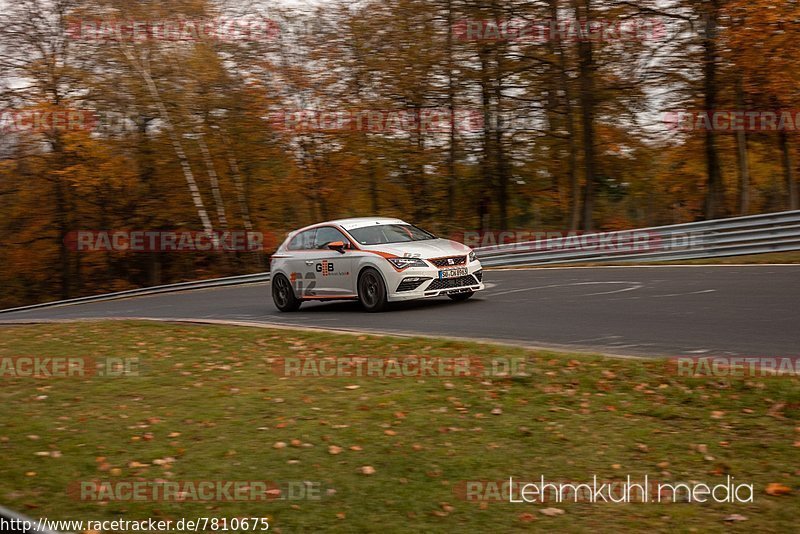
426 275 480 291
429 255 467 268
474 270 483 282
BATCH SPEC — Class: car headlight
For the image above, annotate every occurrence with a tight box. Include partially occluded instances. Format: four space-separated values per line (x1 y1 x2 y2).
387 257 428 270
469 251 477 262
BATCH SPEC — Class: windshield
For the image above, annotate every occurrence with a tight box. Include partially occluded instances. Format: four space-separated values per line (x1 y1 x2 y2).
347 224 436 245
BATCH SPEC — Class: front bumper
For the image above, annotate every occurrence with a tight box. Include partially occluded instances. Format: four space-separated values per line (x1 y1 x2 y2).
386 263 485 302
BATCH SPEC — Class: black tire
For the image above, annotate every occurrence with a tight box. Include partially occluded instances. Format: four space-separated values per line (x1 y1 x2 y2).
448 291 474 302
272 273 302 312
358 268 388 312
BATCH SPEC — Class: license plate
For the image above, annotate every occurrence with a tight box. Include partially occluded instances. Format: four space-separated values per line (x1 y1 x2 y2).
439 268 468 279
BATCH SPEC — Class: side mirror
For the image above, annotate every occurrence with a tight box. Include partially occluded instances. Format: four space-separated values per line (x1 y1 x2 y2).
328 241 347 254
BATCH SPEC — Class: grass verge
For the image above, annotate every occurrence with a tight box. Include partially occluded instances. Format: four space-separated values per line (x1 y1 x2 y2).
0 321 797 533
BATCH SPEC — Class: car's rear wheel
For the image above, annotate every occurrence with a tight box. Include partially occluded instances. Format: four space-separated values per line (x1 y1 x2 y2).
272 273 301 312
358 268 387 312
448 291 474 302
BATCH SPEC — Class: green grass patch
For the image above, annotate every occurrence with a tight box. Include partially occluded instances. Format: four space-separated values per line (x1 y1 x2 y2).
0 321 797 532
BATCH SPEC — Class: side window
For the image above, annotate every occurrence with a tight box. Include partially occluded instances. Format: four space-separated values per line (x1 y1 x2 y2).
314 227 350 249
288 229 316 250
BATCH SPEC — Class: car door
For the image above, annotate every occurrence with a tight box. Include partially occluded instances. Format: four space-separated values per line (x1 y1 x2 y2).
310 226 356 297
285 229 319 298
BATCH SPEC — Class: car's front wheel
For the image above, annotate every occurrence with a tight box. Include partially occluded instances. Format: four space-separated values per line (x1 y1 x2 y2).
272 273 301 312
448 291 474 302
358 268 388 312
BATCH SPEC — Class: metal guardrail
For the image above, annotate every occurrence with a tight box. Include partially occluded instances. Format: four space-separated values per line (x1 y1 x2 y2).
1 210 797 315
0 272 271 315
474 209 800 267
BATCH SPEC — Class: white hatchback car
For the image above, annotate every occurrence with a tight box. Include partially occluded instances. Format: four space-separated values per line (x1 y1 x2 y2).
270 217 484 312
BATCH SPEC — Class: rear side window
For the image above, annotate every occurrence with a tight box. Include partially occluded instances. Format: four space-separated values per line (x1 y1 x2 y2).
288 229 316 250
314 227 351 249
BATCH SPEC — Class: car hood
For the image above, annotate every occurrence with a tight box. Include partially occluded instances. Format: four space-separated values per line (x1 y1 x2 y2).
360 238 471 259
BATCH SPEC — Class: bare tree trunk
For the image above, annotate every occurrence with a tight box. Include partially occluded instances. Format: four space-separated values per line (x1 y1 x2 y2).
549 0 580 230
136 116 162 285
54 162 70 299
368 160 380 214
121 47 215 237
492 60 509 230
735 77 750 215
196 132 229 229
702 0 725 219
414 103 429 223
225 149 255 233
574 0 598 231
478 47 494 229
779 129 798 210
445 0 458 221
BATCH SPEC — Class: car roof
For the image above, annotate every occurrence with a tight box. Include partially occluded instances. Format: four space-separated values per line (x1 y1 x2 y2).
298 217 409 232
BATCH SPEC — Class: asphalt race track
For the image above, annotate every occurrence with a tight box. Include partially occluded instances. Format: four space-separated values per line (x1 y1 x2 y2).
1 266 799 358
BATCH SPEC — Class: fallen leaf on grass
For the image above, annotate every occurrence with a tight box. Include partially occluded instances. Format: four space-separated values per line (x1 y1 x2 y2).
540 507 564 516
328 446 343 455
765 483 792 496
518 513 537 523
724 514 748 522
767 403 786 418
359 466 376 475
